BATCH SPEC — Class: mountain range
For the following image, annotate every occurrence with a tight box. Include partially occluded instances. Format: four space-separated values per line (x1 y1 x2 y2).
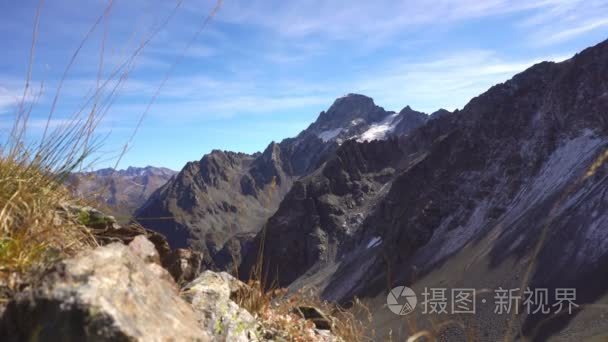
134 94 433 266
68 166 177 222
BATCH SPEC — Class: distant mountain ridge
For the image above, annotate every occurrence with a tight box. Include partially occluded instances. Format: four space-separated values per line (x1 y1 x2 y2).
68 166 177 222
91 166 176 178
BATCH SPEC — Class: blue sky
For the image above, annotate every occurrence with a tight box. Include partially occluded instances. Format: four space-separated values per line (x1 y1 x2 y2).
1 0 607 171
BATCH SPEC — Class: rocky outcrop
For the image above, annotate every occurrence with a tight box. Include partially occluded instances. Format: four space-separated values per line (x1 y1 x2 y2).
391 105 428 136
0 242 210 341
0 232 345 342
128 234 162 264
62 205 194 282
165 248 203 284
182 271 258 341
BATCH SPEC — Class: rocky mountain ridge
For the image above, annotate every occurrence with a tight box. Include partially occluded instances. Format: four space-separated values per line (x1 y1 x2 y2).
244 39 608 340
135 94 430 268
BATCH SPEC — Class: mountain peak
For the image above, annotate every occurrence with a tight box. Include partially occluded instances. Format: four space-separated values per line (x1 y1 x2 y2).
327 94 376 114
310 94 388 133
334 92 374 103
430 108 451 119
398 105 426 116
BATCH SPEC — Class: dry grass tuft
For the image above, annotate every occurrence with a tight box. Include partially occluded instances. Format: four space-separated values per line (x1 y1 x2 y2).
234 278 378 341
0 155 98 295
234 280 376 341
233 240 375 341
0 0 108 296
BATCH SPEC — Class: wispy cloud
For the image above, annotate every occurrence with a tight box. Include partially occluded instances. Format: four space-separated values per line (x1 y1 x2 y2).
516 0 608 45
0 86 21 114
545 18 608 45
214 0 607 47
0 77 42 115
95 49 574 125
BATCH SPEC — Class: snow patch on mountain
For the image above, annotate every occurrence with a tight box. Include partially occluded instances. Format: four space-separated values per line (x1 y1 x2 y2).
358 113 400 142
317 128 344 142
350 118 364 126
366 236 382 249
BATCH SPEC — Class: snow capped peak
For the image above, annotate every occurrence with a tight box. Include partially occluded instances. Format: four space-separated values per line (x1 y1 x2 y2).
357 113 401 142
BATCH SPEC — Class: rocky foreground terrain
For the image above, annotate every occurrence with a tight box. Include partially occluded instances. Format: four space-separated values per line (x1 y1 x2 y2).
0 207 345 341
134 39 608 340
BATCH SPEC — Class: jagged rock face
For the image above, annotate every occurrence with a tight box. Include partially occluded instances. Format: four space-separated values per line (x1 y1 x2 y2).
67 166 176 222
0 243 210 342
429 108 451 120
241 138 405 286
391 106 428 137
135 149 292 268
213 232 257 275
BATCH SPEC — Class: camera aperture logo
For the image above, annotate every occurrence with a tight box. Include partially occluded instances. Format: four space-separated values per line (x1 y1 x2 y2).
387 286 417 315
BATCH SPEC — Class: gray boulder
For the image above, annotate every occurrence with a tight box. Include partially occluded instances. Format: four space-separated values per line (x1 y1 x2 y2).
0 243 210 341
182 271 259 341
128 234 161 264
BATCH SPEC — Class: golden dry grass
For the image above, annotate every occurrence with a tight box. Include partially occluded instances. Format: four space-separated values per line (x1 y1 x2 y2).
233 277 377 342
0 0 106 294
232 231 377 342
0 158 97 285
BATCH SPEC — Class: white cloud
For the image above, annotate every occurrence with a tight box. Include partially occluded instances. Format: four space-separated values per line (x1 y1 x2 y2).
0 86 21 114
517 0 608 45
214 0 608 47
545 18 608 45
0 78 42 115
